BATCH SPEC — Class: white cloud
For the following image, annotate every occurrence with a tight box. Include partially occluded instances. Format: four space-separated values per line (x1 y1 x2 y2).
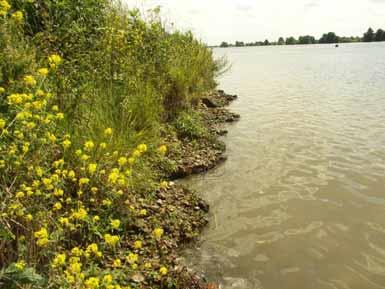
123 0 385 45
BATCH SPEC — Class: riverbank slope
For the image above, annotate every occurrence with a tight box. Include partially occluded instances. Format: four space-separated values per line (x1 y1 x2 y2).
160 89 239 288
0 1 234 288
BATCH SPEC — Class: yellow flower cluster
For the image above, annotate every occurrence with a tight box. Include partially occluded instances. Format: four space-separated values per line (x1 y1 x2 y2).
0 37 172 287
34 228 49 247
104 234 120 247
11 10 23 23
52 253 66 267
85 243 102 258
159 266 168 276
0 0 10 16
38 67 49 77
84 277 99 289
15 260 26 270
152 227 164 239
110 219 121 229
48 54 63 69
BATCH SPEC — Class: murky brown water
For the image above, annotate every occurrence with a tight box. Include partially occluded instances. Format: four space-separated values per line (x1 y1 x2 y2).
183 43 385 289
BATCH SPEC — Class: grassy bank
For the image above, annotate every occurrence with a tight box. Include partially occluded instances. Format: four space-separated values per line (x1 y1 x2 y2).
0 1 231 288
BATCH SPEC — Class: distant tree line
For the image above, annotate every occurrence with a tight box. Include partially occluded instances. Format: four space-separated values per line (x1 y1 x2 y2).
219 27 385 47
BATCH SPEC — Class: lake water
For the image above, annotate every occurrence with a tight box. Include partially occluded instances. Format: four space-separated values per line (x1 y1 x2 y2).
183 43 385 289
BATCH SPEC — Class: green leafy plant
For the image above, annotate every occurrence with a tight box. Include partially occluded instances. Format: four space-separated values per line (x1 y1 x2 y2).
174 111 207 139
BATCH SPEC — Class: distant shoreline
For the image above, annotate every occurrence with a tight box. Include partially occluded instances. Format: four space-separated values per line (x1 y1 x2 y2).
216 27 385 48
209 41 385 49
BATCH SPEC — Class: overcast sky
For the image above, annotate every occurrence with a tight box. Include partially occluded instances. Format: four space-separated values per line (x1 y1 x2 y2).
123 0 385 45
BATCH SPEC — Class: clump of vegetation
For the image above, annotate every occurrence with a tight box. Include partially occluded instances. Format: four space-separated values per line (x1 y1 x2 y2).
174 111 207 140
0 1 223 288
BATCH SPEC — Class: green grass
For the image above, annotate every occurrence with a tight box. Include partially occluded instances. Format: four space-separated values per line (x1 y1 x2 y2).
0 0 226 288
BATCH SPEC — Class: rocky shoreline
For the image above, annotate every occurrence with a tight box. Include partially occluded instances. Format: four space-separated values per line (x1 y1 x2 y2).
168 90 239 178
160 90 239 288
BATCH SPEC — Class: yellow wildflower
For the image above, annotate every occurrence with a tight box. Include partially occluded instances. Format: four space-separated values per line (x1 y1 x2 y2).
53 159 64 168
71 207 88 220
8 93 23 105
104 127 113 136
113 259 121 267
133 240 142 249
36 238 49 247
84 277 99 289
68 257 82 274
160 181 169 189
126 253 138 264
108 169 120 184
110 219 121 229
52 253 66 267
0 1 11 16
86 244 96 254
23 75 36 86
26 121 36 130
25 214 33 221
54 188 64 197
102 199 112 206
68 170 76 178
53 202 62 210
0 87 4 94
159 266 168 276
152 227 164 239
79 154 88 161
79 178 90 186
137 144 147 153
104 234 120 246
62 139 71 149
71 247 83 257
132 150 141 158
14 260 26 270
34 227 48 239
103 274 113 284
11 11 24 23
47 132 56 143
15 191 25 198
36 167 43 177
38 68 49 76
48 54 63 69
88 163 97 174
84 140 95 151
59 217 70 226
118 157 127 166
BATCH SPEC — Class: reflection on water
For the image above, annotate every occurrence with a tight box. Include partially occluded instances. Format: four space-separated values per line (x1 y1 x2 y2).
182 43 385 289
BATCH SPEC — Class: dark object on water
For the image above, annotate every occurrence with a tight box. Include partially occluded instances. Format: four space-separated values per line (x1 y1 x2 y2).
335 44 339 47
